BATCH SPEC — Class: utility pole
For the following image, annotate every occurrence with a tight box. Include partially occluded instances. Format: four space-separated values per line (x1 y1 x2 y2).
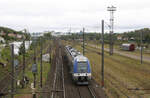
11 44 14 98
49 46 52 64
83 28 85 55
101 20 104 88
40 37 43 88
141 32 143 64
22 39 25 82
69 26 71 35
34 36 36 65
107 5 116 55
23 29 26 77
33 35 36 98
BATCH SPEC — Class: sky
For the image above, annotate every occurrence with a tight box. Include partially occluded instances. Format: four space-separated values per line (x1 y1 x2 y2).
0 0 150 33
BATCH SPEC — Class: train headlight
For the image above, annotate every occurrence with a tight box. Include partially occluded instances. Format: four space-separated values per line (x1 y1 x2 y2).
73 73 78 77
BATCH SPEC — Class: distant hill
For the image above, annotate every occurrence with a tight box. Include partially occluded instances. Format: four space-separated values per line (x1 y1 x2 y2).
0 26 30 42
0 26 22 34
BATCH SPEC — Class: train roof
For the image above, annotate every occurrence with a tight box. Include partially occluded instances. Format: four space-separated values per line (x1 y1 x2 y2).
122 43 134 46
74 55 88 62
65 45 89 62
65 45 82 58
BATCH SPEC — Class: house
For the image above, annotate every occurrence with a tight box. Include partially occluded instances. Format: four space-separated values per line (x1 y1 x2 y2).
0 36 5 43
8 33 16 37
123 37 129 41
17 34 22 39
130 37 135 40
0 30 6 36
117 35 122 40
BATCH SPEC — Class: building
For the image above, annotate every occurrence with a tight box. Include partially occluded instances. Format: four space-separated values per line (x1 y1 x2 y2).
17 34 23 39
0 30 6 36
0 36 5 43
8 33 16 37
117 35 122 40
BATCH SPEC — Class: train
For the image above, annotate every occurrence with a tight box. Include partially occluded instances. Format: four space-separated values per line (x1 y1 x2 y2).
121 43 135 51
64 45 91 85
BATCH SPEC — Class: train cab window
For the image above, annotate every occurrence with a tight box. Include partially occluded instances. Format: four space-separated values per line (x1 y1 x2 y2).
77 62 88 73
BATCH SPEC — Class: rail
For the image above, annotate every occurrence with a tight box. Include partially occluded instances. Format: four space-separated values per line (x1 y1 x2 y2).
88 86 97 98
51 43 65 98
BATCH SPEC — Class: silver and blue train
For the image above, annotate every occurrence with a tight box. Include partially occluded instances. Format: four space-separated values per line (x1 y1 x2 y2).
65 45 92 85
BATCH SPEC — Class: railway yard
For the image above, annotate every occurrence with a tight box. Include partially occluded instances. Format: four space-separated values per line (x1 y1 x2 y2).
65 40 150 98
0 37 150 98
0 39 107 98
1 0 150 97
42 40 106 98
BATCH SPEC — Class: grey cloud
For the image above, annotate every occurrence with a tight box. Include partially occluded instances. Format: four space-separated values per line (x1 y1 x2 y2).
0 0 150 32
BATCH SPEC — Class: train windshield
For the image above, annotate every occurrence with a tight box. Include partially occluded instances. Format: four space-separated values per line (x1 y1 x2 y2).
77 62 88 73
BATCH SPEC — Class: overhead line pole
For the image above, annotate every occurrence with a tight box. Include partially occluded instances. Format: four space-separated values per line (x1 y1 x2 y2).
33 35 36 98
11 44 14 98
22 29 26 88
22 39 25 81
40 37 43 88
83 28 85 55
141 32 143 64
101 20 105 88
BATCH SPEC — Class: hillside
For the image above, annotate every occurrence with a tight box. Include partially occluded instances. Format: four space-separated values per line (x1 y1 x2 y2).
0 26 22 34
0 26 30 41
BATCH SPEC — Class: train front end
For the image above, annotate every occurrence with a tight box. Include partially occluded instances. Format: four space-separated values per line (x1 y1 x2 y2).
73 56 91 85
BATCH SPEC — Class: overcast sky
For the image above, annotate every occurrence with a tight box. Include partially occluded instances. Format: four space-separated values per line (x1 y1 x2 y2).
0 0 150 33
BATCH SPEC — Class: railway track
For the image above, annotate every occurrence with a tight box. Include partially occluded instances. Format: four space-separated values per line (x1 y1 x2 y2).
77 86 97 98
42 40 106 98
61 42 106 98
51 41 65 98
87 86 97 98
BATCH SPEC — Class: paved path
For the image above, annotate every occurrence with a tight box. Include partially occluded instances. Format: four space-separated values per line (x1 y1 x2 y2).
88 44 150 63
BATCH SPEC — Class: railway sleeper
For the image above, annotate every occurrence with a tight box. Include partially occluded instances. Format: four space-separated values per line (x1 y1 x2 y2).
51 89 64 92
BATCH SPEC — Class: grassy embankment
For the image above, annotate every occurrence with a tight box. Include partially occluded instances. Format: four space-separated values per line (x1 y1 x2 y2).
64 40 150 98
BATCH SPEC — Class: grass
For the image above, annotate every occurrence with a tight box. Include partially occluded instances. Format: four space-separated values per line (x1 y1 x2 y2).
63 40 150 98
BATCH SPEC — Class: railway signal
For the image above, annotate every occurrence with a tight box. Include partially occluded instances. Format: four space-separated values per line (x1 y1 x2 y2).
14 59 19 68
32 63 37 98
